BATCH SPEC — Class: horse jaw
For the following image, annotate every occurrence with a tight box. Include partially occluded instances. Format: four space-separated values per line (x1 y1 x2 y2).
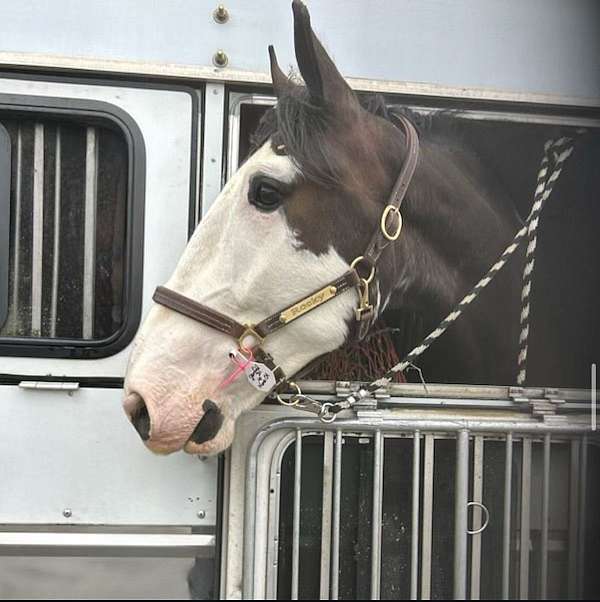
124 141 357 455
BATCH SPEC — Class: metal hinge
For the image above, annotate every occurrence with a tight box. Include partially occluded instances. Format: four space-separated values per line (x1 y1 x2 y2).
335 380 360 398
335 380 391 399
509 386 566 420
335 380 390 413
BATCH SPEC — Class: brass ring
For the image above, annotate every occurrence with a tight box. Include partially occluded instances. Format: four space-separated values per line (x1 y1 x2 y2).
380 205 403 241
276 382 302 406
350 256 375 284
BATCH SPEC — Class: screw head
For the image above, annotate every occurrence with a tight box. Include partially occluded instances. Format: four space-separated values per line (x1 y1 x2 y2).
197 510 206 519
62 508 72 518
212 50 228 68
213 4 229 24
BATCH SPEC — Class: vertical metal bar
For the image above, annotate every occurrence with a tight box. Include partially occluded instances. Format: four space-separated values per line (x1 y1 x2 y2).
331 429 342 600
243 435 261 599
320 431 334 600
83 126 98 339
470 436 484 600
454 430 469 600
266 432 297 599
540 434 551 599
50 126 61 337
568 439 580 598
371 430 384 600
593 363 597 432
410 431 420 600
421 434 435 600
202 83 225 216
502 433 513 599
578 435 588 598
31 123 44 336
291 429 302 600
519 437 532 599
10 126 23 330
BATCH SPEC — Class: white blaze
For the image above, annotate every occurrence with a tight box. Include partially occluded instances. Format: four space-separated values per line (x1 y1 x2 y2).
124 142 358 454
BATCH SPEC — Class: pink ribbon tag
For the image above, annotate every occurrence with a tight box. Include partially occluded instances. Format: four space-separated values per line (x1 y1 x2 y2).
217 348 254 391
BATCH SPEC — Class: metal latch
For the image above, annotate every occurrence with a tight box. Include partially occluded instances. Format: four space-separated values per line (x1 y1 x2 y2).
509 386 566 420
335 380 360 398
19 381 80 391
335 380 384 415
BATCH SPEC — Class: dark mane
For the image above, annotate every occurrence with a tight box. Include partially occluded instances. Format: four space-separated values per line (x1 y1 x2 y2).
251 90 463 189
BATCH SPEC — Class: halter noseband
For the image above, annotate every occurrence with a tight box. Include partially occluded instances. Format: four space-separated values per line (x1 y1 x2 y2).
152 113 419 402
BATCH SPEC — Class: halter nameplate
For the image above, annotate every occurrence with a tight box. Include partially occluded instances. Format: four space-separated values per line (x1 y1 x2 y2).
279 285 337 324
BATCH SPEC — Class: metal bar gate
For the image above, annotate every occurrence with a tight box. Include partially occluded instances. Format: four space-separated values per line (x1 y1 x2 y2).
242 413 596 600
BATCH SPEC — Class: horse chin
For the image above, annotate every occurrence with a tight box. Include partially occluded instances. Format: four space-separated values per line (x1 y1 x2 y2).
183 416 235 456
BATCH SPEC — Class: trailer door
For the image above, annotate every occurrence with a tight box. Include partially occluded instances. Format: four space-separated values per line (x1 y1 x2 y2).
0 76 216 597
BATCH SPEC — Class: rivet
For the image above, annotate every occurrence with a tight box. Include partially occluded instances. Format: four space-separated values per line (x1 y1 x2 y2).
62 508 72 518
213 49 228 68
197 510 206 519
213 4 229 24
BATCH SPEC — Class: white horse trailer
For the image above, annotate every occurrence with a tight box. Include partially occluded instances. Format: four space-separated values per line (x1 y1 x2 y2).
0 1 598 599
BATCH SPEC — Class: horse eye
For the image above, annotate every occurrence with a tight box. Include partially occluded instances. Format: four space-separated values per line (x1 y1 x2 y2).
250 180 284 212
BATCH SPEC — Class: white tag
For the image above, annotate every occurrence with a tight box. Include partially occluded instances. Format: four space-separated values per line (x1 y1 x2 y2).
244 361 277 392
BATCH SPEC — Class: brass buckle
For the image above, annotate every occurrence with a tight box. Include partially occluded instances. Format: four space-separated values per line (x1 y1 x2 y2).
354 278 373 321
380 205 403 241
237 325 264 349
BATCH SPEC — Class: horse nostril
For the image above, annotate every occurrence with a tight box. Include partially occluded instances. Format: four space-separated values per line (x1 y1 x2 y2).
129 396 151 441
188 399 224 445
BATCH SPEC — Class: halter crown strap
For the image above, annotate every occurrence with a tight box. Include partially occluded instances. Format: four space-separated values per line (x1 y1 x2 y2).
353 113 420 339
363 113 420 268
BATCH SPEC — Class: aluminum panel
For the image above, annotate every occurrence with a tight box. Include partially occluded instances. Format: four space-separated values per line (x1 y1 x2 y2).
0 386 218 526
0 1 598 101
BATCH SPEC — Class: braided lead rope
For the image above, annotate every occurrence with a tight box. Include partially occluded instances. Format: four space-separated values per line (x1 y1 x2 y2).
516 138 574 385
337 137 575 408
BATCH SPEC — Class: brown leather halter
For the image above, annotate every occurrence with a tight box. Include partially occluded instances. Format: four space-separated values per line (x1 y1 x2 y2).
152 113 419 398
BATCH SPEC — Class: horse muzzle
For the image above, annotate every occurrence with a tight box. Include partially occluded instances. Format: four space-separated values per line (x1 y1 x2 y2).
123 392 225 454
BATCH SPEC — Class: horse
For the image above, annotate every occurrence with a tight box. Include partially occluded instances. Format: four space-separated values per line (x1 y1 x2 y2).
122 0 527 456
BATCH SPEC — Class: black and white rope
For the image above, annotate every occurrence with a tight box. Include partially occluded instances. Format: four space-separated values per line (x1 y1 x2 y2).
338 136 575 407
516 137 574 385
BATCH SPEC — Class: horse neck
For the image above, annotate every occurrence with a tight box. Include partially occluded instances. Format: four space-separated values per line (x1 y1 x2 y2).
382 137 524 383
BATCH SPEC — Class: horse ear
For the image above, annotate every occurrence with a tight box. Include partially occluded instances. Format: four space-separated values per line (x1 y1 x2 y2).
268 45 296 98
292 0 358 110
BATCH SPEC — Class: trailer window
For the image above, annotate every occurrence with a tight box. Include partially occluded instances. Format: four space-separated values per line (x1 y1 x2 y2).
227 94 275 175
0 106 142 357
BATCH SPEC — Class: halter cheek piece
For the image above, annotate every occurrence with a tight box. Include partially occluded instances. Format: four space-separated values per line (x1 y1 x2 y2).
153 114 419 406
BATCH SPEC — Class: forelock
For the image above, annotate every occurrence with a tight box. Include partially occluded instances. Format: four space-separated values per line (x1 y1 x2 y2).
250 88 344 188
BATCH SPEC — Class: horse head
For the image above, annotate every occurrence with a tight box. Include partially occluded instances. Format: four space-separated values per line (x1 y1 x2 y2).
123 0 415 455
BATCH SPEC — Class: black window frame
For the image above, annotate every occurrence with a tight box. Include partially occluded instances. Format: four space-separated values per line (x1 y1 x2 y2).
0 94 145 359
0 121 10 330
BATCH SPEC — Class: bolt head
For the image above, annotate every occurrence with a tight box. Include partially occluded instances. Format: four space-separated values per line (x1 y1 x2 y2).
213 50 228 68
213 4 229 24
62 508 72 518
197 510 206 519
